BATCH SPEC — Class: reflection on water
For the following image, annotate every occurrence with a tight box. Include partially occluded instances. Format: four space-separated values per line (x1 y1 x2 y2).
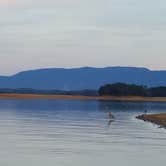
0 99 166 166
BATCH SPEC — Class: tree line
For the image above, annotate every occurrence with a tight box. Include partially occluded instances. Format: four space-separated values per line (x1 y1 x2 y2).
0 84 165 97
98 83 166 97
0 88 98 96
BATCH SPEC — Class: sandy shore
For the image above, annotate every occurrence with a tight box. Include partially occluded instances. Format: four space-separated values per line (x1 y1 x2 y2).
0 93 166 102
136 113 166 128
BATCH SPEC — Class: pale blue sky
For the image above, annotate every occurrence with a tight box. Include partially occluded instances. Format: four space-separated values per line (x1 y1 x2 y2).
0 0 166 75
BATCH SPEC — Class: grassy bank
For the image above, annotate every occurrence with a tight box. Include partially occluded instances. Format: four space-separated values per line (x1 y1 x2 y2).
0 93 166 102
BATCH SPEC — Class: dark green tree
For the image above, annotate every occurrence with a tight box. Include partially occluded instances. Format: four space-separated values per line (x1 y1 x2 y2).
99 83 147 96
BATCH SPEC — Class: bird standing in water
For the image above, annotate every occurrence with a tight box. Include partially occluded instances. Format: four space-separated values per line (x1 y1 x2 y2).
108 112 115 127
144 109 147 115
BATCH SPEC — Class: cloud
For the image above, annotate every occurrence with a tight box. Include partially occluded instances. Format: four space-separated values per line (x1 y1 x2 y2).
0 0 166 75
0 0 80 7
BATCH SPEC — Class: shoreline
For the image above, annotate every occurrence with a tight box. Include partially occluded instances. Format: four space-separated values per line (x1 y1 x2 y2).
136 113 166 128
0 93 166 102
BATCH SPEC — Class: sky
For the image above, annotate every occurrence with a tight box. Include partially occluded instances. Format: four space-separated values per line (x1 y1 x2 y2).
0 0 166 75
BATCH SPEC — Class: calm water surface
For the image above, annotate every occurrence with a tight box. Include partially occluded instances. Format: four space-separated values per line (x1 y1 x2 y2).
0 99 166 166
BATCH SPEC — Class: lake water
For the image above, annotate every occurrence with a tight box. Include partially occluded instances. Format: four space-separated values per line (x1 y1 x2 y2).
0 99 166 166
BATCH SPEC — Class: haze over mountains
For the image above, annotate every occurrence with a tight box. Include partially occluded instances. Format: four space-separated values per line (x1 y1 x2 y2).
0 67 165 90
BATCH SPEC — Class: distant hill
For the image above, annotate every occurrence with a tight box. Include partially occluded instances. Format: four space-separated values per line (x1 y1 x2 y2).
0 67 165 90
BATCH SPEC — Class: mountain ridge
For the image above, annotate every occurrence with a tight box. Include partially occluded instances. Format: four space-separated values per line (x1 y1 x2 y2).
0 67 165 90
